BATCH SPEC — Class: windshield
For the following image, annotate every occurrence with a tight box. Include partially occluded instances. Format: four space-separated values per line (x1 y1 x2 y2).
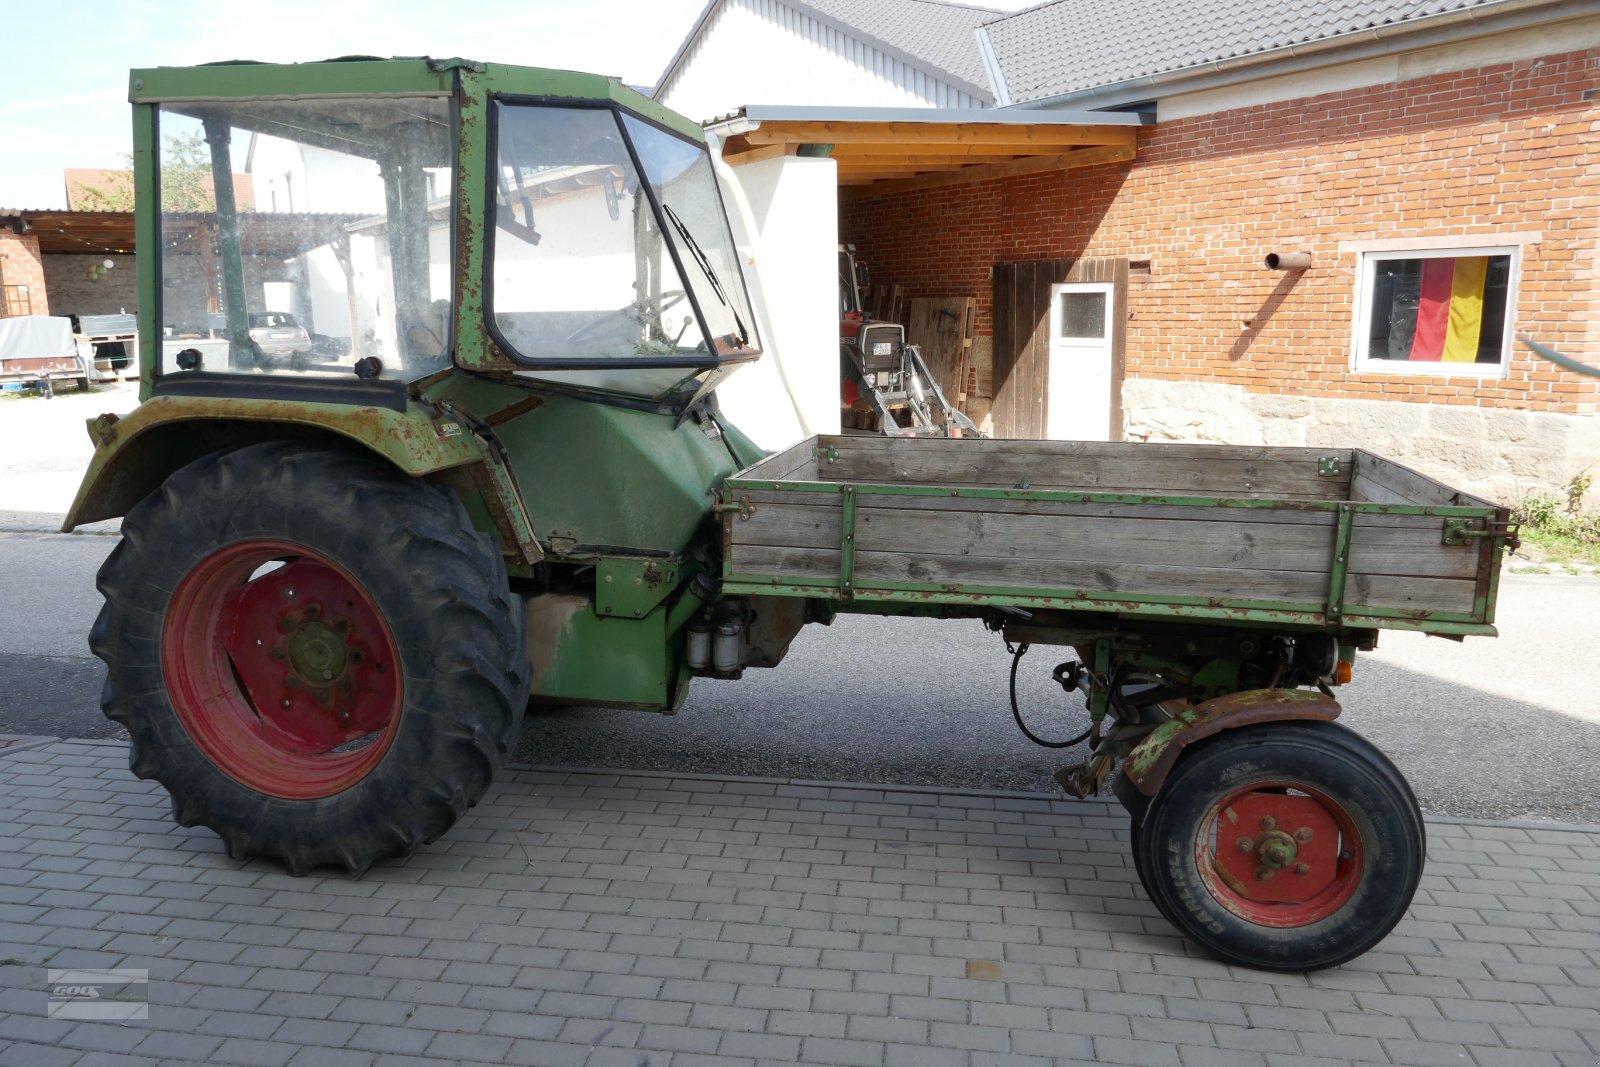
155 97 452 384
488 102 759 401
620 114 755 359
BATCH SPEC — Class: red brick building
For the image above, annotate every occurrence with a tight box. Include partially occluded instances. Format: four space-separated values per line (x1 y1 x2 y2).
0 218 50 319
662 0 1600 502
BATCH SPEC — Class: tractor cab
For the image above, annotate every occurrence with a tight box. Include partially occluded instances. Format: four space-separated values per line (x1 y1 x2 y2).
140 58 759 409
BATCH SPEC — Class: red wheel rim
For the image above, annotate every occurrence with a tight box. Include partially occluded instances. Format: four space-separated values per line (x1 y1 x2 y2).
162 539 402 800
1195 781 1364 927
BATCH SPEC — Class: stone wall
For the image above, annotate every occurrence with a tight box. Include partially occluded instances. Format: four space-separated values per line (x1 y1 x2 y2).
1123 378 1600 505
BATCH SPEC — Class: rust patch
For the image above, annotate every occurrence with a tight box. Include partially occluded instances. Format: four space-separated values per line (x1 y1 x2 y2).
1124 688 1342 798
966 960 1004 982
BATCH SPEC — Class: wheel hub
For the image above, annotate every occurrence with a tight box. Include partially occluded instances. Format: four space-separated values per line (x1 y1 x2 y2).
1206 789 1351 916
274 605 365 716
164 540 402 800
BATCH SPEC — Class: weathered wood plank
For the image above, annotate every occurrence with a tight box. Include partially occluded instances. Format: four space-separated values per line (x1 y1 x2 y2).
857 492 1342 526
906 296 974 401
1354 450 1496 508
816 449 1351 499
852 507 1478 578
1348 573 1479 615
730 502 1477 580
728 546 1478 617
813 434 1353 464
1350 473 1414 506
742 438 819 483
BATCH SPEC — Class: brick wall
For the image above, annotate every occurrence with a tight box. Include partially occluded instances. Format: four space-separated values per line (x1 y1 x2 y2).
842 48 1600 416
43 255 137 320
0 231 50 318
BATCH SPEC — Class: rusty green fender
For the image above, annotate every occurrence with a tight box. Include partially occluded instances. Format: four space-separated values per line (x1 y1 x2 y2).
1116 689 1343 818
61 395 538 563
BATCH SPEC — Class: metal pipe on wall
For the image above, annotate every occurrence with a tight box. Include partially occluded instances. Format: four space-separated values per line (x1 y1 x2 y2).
1265 252 1312 270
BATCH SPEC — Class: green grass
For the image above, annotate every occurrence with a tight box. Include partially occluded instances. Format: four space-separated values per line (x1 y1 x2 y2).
1511 473 1600 567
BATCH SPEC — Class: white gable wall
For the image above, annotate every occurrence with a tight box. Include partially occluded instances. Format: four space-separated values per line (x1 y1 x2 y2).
659 0 988 123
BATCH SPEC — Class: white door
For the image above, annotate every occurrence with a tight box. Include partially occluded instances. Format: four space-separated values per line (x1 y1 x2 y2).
1046 282 1115 441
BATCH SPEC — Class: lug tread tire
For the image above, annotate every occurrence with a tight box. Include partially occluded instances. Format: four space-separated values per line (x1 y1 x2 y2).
91 442 530 875
1132 721 1424 972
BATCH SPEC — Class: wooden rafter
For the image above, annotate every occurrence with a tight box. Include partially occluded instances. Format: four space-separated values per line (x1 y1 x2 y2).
843 143 1137 200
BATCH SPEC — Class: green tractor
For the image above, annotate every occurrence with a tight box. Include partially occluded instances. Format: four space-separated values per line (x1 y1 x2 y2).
71 58 773 875
73 57 1520 972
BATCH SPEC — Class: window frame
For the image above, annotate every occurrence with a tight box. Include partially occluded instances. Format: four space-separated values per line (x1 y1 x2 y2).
482 96 760 375
1349 243 1521 379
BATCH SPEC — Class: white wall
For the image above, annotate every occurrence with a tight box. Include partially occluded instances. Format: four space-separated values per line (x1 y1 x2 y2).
660 0 987 123
713 152 841 447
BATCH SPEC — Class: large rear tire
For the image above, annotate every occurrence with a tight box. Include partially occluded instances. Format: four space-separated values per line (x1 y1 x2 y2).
91 442 531 875
1132 721 1423 971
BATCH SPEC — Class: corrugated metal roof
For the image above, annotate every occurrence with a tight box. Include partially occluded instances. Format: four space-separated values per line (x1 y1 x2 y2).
983 0 1517 104
795 0 1003 95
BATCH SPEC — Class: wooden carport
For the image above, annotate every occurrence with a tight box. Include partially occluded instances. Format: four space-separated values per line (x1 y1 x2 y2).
706 107 1147 438
711 105 1140 199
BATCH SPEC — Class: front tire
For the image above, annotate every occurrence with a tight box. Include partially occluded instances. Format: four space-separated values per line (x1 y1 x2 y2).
91 442 531 875
1132 721 1424 971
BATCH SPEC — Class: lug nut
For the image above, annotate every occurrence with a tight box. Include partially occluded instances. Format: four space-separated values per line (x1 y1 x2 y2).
1294 863 1310 876
1294 827 1314 843
1259 816 1277 830
1255 866 1275 881
1236 837 1254 854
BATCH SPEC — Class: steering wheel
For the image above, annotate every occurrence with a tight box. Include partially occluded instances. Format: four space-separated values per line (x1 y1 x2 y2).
565 290 688 347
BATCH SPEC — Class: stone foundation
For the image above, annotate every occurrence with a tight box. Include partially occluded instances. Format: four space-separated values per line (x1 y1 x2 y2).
1123 379 1600 506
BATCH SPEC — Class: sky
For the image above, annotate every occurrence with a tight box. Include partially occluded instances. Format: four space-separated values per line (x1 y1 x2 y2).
1 0 1039 210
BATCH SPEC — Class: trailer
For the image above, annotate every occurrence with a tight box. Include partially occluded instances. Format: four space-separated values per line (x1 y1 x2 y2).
716 434 1514 968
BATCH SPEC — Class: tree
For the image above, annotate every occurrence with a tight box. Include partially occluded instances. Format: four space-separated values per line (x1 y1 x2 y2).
76 131 230 213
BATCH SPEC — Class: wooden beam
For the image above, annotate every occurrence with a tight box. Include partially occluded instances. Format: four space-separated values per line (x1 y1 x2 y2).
720 142 797 167
844 143 1137 200
836 165 965 179
829 143 1055 161
742 121 1137 149
832 152 1028 167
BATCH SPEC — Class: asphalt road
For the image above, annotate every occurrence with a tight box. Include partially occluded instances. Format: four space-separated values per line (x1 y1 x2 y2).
3 527 1597 824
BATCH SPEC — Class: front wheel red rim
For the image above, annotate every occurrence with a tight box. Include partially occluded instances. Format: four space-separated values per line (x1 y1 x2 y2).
1195 781 1365 927
162 539 403 800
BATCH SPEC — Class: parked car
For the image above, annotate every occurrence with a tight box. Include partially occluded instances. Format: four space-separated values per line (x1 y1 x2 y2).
248 312 312 358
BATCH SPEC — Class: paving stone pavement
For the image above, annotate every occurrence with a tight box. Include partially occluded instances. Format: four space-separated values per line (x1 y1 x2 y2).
0 737 1597 1067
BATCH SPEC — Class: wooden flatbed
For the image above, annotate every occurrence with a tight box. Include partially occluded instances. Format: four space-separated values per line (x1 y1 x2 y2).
719 435 1516 636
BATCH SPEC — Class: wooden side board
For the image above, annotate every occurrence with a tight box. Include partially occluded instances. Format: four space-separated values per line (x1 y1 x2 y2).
779 439 1355 500
724 437 1493 624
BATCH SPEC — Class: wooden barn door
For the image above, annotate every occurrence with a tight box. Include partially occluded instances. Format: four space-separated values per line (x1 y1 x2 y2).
992 257 1127 440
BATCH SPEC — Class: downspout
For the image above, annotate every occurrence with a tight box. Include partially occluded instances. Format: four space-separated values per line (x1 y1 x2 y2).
704 127 815 437
1006 0 1576 110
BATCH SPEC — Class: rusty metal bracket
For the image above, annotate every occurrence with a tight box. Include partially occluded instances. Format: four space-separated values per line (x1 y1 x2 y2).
1443 517 1520 548
714 495 755 521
